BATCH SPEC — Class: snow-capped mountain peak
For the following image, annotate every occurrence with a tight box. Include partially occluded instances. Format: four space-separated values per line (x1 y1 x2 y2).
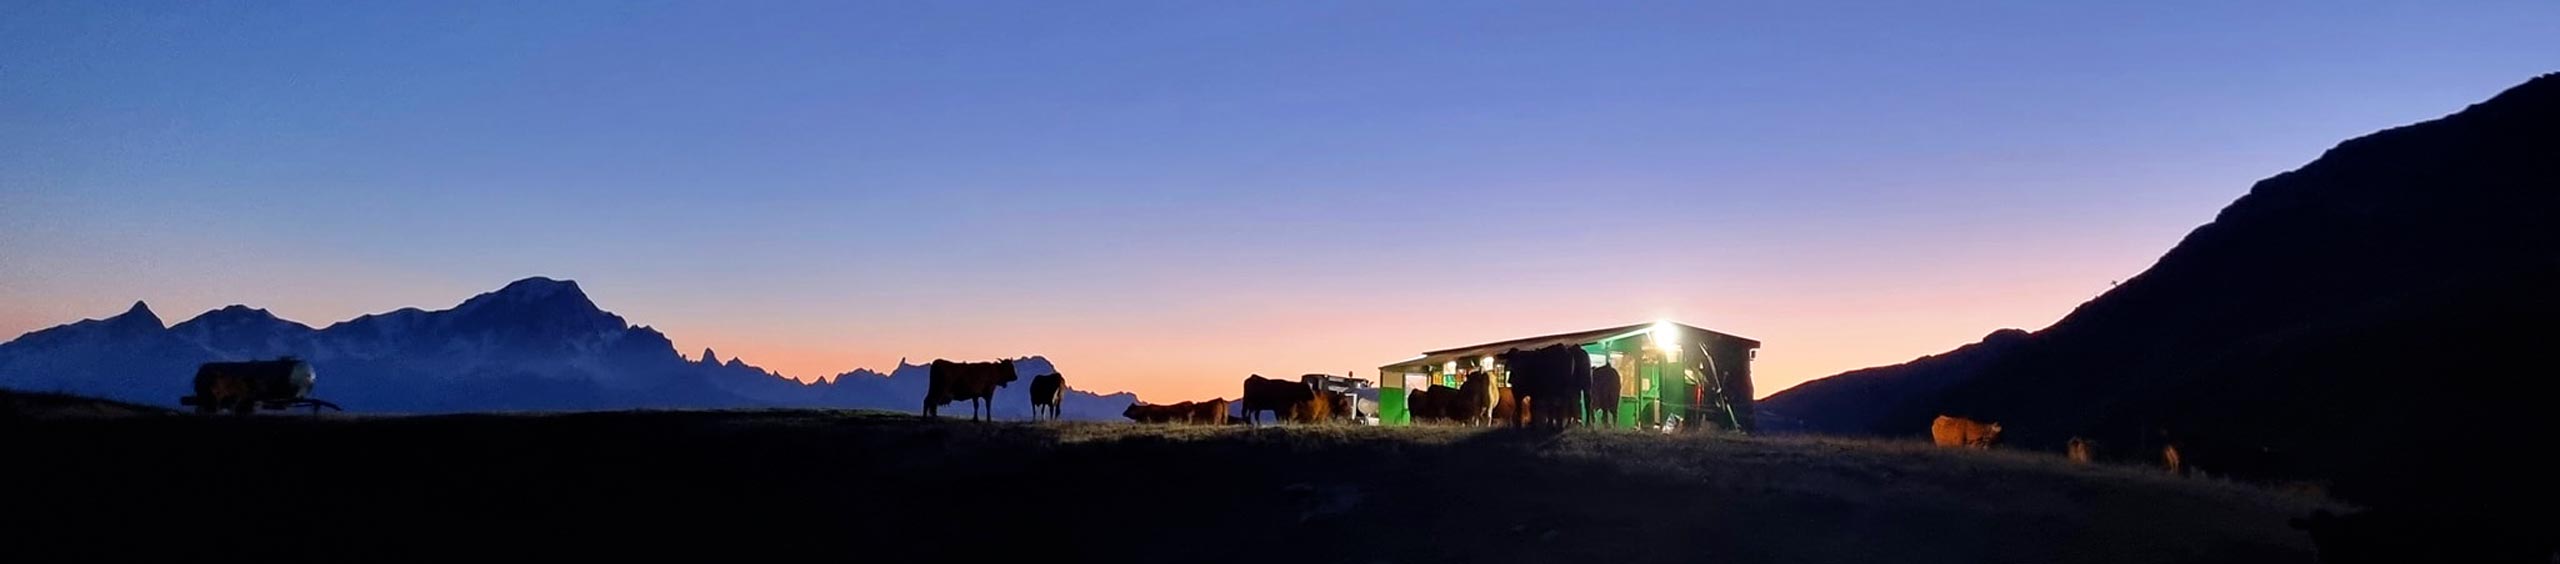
1 278 1139 418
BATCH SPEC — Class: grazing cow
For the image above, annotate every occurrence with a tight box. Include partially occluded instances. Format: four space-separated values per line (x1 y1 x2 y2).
1122 402 1187 423
925 359 1019 421
2292 509 2557 564
2067 437 2095 465
1929 415 2001 449
1187 398 1231 424
1124 399 1229 424
1499 345 1590 427
1241 374 1315 426
1028 372 1066 422
1587 362 1622 428
1457 371 1495 426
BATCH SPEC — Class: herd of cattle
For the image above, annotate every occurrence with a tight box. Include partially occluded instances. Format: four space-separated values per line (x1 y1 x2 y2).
1930 414 2298 484
1408 344 1628 428
1123 374 1350 426
1935 414 2560 562
921 360 1362 426
921 358 2545 562
928 344 1649 429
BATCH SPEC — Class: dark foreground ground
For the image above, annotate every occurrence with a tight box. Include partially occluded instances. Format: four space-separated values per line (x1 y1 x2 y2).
2 409 2334 563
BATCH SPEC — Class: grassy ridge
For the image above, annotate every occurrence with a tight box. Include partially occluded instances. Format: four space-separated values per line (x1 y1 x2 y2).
2 410 2330 563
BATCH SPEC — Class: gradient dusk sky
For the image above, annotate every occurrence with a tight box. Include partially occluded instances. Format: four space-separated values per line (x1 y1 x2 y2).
4 1 2555 402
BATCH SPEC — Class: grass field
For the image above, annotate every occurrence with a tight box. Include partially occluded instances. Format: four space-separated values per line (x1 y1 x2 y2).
1 408 2335 563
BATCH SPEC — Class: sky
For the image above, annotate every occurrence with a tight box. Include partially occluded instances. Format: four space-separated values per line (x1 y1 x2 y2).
4 1 2556 402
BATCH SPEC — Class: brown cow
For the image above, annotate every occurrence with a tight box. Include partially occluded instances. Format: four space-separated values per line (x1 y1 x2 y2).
1930 415 2001 449
1291 390 1338 423
1028 372 1066 422
1186 398 1231 424
1490 386 1526 427
2067 437 2095 465
1241 374 1314 426
1122 402 1187 423
926 359 1018 421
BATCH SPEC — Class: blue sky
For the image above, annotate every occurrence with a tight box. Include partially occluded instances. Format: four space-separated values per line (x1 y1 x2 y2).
4 1 2555 400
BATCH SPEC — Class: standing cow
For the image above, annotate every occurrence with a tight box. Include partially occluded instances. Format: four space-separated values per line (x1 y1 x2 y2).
1028 372 1067 422
1587 361 1622 428
1241 374 1314 426
1407 385 1460 423
1500 345 1590 428
1930 415 2002 449
1490 386 1526 427
925 359 1018 421
1457 371 1496 426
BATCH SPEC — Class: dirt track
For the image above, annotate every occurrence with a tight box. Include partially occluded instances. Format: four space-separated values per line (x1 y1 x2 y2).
2 410 2332 563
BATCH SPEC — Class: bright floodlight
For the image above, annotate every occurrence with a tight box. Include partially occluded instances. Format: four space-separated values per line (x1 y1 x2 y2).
1650 320 1679 351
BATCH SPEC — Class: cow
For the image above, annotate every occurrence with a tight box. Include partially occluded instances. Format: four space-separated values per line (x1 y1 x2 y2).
1122 402 1188 423
1241 374 1314 426
1499 345 1590 428
2067 437 2095 465
1187 398 1231 424
2292 509 2558 564
2158 430 2291 480
1028 372 1066 422
925 359 1018 421
1406 385 1458 423
1929 415 2001 449
1490 386 1526 427
1456 371 1496 426
1587 361 1622 428
1292 390 1339 423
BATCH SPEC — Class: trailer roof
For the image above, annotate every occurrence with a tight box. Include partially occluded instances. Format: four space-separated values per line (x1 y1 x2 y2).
1382 321 1758 372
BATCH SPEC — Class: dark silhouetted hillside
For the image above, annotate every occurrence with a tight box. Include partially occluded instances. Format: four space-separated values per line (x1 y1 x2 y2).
1758 72 2560 513
1757 329 2029 434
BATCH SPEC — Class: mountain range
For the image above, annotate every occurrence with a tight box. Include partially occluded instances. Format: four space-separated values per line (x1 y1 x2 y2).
0 277 1138 419
1758 72 2560 512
